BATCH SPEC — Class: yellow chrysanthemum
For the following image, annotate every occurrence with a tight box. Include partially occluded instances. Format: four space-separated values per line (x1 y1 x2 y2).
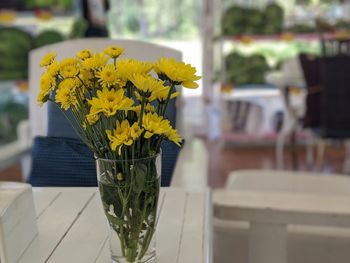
86 114 99 125
154 58 201 88
141 112 182 145
81 53 107 71
38 72 55 96
130 122 142 140
40 52 56 67
130 74 165 96
37 90 49 106
88 87 134 117
106 120 142 155
79 68 94 88
131 103 155 116
164 127 182 146
104 45 124 58
60 58 79 67
96 64 123 88
55 78 79 110
47 61 60 76
142 113 169 138
76 49 92 60
116 59 153 81
151 86 180 102
60 64 79 78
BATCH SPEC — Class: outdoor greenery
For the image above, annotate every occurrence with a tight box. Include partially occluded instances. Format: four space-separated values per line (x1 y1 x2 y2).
0 89 28 145
108 0 201 39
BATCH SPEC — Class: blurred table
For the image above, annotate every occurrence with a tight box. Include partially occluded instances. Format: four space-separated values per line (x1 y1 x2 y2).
20 187 212 263
221 87 283 134
215 180 350 263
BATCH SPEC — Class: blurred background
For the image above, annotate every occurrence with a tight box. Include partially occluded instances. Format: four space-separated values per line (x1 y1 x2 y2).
1 0 350 189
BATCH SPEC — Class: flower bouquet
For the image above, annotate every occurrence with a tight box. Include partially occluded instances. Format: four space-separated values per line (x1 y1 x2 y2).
37 46 200 263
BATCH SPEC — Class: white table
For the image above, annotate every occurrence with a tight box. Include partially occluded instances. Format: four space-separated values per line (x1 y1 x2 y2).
19 187 212 263
220 88 283 134
214 189 350 263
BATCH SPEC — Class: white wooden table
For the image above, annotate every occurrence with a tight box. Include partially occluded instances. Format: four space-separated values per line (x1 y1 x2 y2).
18 187 211 263
214 190 350 263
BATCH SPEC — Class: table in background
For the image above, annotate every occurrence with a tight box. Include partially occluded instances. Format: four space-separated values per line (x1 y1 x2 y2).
215 188 350 263
19 187 212 263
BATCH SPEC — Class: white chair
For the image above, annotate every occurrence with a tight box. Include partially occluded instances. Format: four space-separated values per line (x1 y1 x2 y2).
265 57 308 169
214 169 350 263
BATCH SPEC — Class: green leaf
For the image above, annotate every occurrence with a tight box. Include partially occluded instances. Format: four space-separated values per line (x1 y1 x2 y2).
105 212 126 226
133 163 147 193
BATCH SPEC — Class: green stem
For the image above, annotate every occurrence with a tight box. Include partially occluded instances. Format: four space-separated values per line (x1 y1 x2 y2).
138 97 146 127
161 83 175 116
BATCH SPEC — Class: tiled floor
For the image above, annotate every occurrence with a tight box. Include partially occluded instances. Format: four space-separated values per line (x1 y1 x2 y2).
207 140 348 188
0 161 22 182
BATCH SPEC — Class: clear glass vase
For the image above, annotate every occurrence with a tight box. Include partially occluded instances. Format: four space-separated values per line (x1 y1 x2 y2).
96 154 161 263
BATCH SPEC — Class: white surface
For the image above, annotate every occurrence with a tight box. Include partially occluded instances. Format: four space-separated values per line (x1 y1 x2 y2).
249 222 287 263
0 182 37 263
171 138 208 190
18 187 211 263
214 190 350 227
29 38 182 139
214 170 350 263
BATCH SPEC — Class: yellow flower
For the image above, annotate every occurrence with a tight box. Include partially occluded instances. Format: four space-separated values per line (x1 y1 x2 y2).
96 64 124 88
106 120 141 155
55 78 79 110
39 72 55 95
37 90 49 106
142 112 170 138
40 52 56 67
154 58 201 88
60 64 79 78
132 103 155 116
131 122 142 140
88 87 134 117
141 112 182 145
130 74 165 96
79 68 94 88
152 86 180 102
164 128 182 146
86 114 99 125
76 49 92 60
116 59 153 80
81 53 107 71
104 45 124 58
60 58 79 67
47 61 60 76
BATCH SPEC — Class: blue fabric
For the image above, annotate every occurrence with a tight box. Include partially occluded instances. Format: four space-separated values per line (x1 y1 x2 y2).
28 137 97 187
47 101 80 139
32 98 181 187
28 136 180 187
160 140 181 187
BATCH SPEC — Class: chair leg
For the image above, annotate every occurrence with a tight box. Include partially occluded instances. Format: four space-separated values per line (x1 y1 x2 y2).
342 140 350 174
276 132 286 169
316 139 326 171
305 132 314 170
290 130 298 171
